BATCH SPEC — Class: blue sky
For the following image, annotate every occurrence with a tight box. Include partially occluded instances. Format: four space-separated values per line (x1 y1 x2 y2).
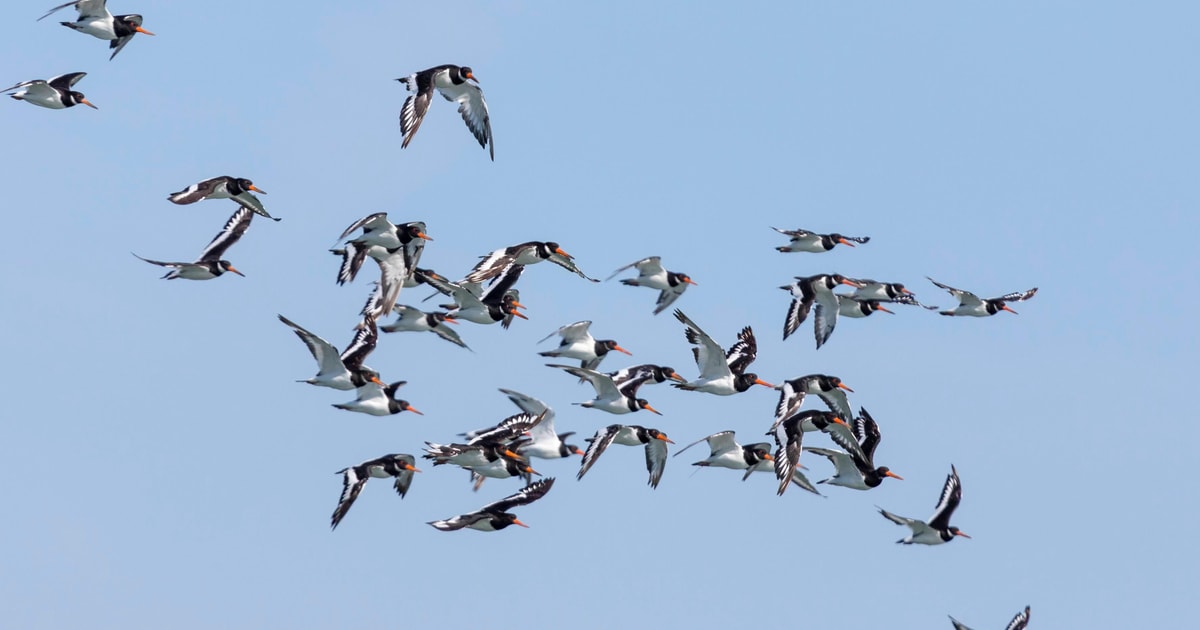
3 1 1197 627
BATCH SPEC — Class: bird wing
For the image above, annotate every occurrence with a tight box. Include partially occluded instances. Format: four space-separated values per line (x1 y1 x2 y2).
812 294 839 350
480 263 525 303
547 250 599 281
724 326 758 375
391 454 418 498
772 227 812 238
771 420 803 495
653 282 688 315
231 190 278 221
108 15 144 61
48 72 88 90
674 309 732 380
439 80 493 160
804 446 861 481
338 212 390 243
539 320 592 344
40 1 108 21
277 314 348 378
992 287 1038 303
167 176 222 205
782 292 813 340
927 465 964 530
500 389 555 441
467 412 543 446
605 256 660 281
577 426 620 480
338 317 377 370
644 438 669 488
1004 607 1031 630
948 616 975 630
549 364 622 400
427 512 487 531
927 277 982 308
854 407 883 465
463 245 518 283
196 206 253 262
397 73 434 148
772 381 808 428
330 466 368 530
431 321 470 349
483 477 555 513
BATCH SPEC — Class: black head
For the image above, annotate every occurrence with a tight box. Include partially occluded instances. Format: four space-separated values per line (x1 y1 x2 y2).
401 222 432 242
734 372 773 392
458 66 477 82
68 91 98 109
491 512 526 529
598 340 631 356
643 428 673 443
217 260 244 277
391 399 423 415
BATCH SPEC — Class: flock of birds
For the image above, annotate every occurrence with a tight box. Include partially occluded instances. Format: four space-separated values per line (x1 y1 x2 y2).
12 3 1038 628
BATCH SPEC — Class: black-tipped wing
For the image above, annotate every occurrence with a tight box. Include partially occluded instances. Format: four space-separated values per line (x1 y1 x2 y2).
278 314 348 377
167 177 223 205
854 407 883 465
725 326 758 375
330 466 368 530
467 411 544 446
645 439 669 488
1004 607 1031 630
783 293 813 340
674 309 732 380
197 206 252 262
398 73 434 149
547 251 599 282
539 320 592 345
928 277 983 308
948 615 974 630
338 317 377 370
771 419 804 496
928 465 963 530
578 425 620 480
48 71 88 90
390 454 418 498
993 287 1038 303
481 477 555 513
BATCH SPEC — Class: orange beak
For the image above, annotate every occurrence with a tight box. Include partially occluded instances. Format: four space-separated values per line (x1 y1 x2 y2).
668 371 686 383
885 471 904 480
248 184 266 195
684 278 698 285
955 531 972 539
838 382 854 392
370 376 384 386
405 464 422 473
135 26 155 36
572 447 585 456
466 71 478 81
762 453 775 461
417 232 433 241
226 265 245 277
80 98 98 109
754 378 774 388
511 300 527 310
613 345 632 355
832 417 847 426
1002 305 1018 314
504 449 523 460
554 247 572 258
655 434 674 444
643 404 663 416
511 518 528 528
876 304 895 314
837 238 856 247
403 404 423 415
442 316 459 325
508 308 529 320
840 277 862 287
902 287 914 295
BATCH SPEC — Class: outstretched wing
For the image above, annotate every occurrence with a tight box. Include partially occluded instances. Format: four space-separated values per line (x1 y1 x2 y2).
993 287 1038 303
927 277 982 308
578 426 620 480
440 80 493 160
482 477 555 513
330 466 368 530
197 206 253 262
725 326 758 374
674 309 731 380
927 465 963 530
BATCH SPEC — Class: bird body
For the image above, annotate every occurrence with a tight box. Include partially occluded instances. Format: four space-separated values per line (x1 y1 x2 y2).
3 72 97 109
428 478 555 532
330 454 420 530
772 227 868 252
547 363 662 415
672 309 772 395
879 464 970 545
331 380 421 417
607 256 696 314
38 1 154 60
928 277 1038 317
278 314 380 391
577 425 672 488
397 65 493 160
538 320 630 370
133 206 253 279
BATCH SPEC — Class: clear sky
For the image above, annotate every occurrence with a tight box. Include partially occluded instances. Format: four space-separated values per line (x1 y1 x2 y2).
3 1 1197 628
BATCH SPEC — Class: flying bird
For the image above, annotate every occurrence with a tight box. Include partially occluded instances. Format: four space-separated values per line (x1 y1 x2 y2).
606 256 696 315
577 425 672 488
167 176 279 221
133 206 252 279
780 274 863 348
804 408 902 490
772 227 868 253
331 380 422 417
329 454 420 530
277 314 381 390
494 389 583 460
927 277 1038 317
428 478 555 532
538 320 631 371
380 305 469 350
463 241 598 284
878 464 970 545
949 606 1030 630
546 364 662 415
773 374 855 429
420 264 527 326
38 1 154 60
396 65 493 160
606 364 687 390
674 430 819 495
672 309 773 396
2 72 96 109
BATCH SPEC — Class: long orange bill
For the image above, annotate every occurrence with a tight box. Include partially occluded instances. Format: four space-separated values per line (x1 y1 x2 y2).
554 247 572 258
644 404 662 416
755 378 774 388
80 98 98 109
226 265 245 277
417 232 433 241
839 382 854 392
685 278 698 285
902 287 914 295
404 404 423 415
443 316 459 325
885 471 904 480
406 464 423 473
136 26 155 35
838 238 856 247
656 434 674 444
248 185 267 194
370 376 384 386
614 345 632 355
504 449 523 460
511 301 528 310
669 372 687 383
509 309 529 320
1002 305 1018 314
840 278 861 287
832 417 847 426
762 453 775 461
572 447 585 456
876 305 895 314
511 518 528 528
955 531 972 539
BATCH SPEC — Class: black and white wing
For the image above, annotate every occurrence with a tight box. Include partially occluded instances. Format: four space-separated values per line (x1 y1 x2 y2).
644 438 669 488
481 477 555 513
725 326 758 375
889 293 939 310
330 465 369 530
39 0 108 21
397 71 435 149
782 282 816 340
549 364 623 401
771 419 804 496
500 389 555 442
167 176 223 205
431 320 470 349
439 79 493 160
277 314 349 378
427 512 488 531
674 309 733 380
479 262 525 302
605 256 661 281
48 71 88 90
927 465 964 530
466 412 544 446
196 206 253 262
1004 607 1031 630
338 317 378 371
547 250 599 282
539 320 592 345
331 242 371 285
853 407 883 465
577 425 621 480
878 507 927 538
992 287 1038 303
928 277 983 308
338 212 391 243
230 188 278 221
812 294 840 349
463 244 521 283
947 615 975 630
772 227 813 238
608 364 657 389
